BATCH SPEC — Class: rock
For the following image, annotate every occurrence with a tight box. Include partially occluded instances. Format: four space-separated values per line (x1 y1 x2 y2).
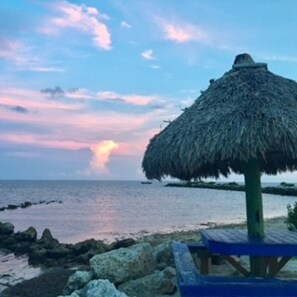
76 250 98 264
39 228 59 248
0 235 17 248
46 244 71 259
7 204 18 210
12 241 31 254
15 227 37 242
29 245 48 264
81 279 128 297
119 269 176 297
90 243 156 284
153 241 174 268
163 266 176 278
0 222 14 235
58 292 81 297
111 238 136 250
72 239 106 256
63 270 93 295
20 201 32 208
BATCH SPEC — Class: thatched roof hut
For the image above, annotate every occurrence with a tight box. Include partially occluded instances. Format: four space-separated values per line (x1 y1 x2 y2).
143 54 297 181
142 54 297 276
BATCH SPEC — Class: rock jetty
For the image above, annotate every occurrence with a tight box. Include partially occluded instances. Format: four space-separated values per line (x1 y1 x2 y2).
0 221 136 268
0 199 62 212
166 181 297 196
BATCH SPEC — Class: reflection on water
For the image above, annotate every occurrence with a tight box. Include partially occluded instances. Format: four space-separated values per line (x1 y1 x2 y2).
0 250 41 292
0 181 294 243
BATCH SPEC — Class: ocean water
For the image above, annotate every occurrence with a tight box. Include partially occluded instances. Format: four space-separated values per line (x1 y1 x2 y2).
0 180 295 244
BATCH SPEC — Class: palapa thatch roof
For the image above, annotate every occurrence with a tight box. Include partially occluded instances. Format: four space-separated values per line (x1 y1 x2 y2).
142 53 297 180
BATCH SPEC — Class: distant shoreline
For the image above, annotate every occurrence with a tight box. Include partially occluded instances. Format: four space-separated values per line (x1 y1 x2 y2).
165 181 297 197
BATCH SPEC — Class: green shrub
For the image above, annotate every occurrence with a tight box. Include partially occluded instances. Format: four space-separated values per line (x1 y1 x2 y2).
285 202 297 231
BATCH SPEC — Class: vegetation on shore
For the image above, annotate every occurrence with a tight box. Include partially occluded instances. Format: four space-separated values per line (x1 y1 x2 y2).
166 181 297 197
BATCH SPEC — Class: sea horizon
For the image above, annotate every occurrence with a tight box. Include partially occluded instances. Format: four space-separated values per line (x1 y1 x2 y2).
0 180 294 244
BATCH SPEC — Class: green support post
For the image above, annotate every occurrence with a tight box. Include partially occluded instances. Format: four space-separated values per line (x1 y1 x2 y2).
244 159 265 277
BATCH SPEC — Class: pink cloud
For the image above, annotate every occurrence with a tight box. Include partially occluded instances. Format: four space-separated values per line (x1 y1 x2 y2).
42 1 111 50
158 19 209 44
0 86 174 179
1 88 84 111
96 91 158 106
0 38 23 60
0 38 65 72
0 133 85 150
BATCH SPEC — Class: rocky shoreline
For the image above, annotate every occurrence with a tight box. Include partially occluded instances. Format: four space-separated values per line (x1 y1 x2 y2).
0 221 138 269
0 220 182 297
0 217 289 297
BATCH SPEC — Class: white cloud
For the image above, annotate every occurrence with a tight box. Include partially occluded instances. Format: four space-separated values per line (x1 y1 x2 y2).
261 54 297 63
121 21 131 29
41 1 111 50
66 88 92 100
150 65 161 69
96 90 158 106
141 49 155 60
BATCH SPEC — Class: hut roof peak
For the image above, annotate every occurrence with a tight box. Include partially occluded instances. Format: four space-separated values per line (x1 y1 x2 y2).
232 53 267 70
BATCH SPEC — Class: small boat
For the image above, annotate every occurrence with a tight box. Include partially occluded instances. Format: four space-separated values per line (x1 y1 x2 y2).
141 181 152 184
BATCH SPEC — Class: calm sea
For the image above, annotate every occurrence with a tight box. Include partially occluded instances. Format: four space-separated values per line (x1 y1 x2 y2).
0 180 295 243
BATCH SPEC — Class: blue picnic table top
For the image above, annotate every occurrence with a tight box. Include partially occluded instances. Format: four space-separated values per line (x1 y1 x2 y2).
172 242 297 297
200 229 297 257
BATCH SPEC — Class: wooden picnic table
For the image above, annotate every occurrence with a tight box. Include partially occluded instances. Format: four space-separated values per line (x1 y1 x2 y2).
200 229 297 277
172 230 297 296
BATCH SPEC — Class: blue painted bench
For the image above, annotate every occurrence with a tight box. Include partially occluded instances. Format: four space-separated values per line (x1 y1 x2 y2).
172 242 297 297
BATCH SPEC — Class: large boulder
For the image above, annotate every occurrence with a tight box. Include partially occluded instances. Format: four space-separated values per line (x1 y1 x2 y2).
68 279 128 297
63 270 93 295
90 243 156 284
0 222 14 235
119 268 176 297
153 241 175 269
82 280 129 297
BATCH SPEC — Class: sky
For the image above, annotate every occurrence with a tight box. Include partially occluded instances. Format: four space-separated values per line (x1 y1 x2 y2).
1 0 297 181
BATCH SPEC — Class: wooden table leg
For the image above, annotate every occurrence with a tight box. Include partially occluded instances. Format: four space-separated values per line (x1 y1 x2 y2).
267 257 291 277
222 256 250 277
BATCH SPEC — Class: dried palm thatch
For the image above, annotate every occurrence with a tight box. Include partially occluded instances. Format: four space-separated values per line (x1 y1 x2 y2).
142 54 297 181
143 53 297 276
